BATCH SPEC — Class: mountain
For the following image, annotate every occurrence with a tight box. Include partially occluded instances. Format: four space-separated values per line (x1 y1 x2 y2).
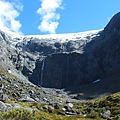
28 12 120 91
0 27 101 86
0 12 120 120
0 12 120 94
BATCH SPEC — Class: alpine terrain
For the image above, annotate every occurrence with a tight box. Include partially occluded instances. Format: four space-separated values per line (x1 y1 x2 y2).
0 12 120 120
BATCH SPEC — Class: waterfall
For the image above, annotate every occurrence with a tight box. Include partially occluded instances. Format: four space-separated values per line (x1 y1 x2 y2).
40 58 45 86
41 59 45 71
66 56 69 87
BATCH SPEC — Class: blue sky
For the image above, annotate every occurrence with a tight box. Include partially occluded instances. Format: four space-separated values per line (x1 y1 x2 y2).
0 0 120 35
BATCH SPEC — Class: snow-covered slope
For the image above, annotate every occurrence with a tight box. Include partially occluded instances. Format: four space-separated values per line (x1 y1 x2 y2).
0 28 102 57
0 29 23 47
0 29 102 47
26 30 101 43
14 29 101 56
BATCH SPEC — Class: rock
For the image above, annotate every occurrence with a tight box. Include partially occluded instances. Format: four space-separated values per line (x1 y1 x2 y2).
0 94 8 101
66 100 70 104
14 84 18 88
43 97 48 102
30 52 102 88
49 105 54 110
5 103 13 111
86 107 92 113
26 13 120 89
62 108 66 111
19 96 36 102
34 97 39 102
67 103 73 108
0 83 4 89
0 89 3 94
29 90 34 95
13 104 23 109
65 111 74 116
54 103 61 109
42 105 48 110
0 76 2 80
12 93 18 98
0 101 6 112
64 105 69 110
102 110 112 120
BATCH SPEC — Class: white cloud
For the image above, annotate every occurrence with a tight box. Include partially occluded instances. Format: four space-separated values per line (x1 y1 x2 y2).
0 0 23 34
11 0 23 11
37 0 63 34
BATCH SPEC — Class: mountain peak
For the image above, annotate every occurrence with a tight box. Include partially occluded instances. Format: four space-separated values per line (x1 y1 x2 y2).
104 12 120 34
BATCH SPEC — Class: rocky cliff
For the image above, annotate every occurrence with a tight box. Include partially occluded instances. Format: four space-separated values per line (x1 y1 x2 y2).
1 12 120 90
29 12 120 88
1 11 120 120
2 28 100 87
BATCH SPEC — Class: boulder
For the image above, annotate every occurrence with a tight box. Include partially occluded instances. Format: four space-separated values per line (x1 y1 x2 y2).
0 101 6 112
19 96 36 102
67 103 73 108
102 110 112 120
0 94 8 101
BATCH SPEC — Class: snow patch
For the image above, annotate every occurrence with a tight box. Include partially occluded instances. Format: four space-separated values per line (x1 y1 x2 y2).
92 79 101 83
26 29 101 43
0 29 102 47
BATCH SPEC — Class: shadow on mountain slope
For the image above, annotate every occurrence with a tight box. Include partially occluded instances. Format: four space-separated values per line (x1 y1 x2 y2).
64 73 120 99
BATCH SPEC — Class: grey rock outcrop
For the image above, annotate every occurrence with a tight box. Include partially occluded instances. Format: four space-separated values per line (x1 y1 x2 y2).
1 12 120 90
16 31 99 56
29 12 120 88
30 52 103 88
1 28 100 87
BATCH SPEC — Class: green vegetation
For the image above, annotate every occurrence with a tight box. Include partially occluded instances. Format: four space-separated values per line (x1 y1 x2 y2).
74 92 120 120
0 69 16 80
0 109 32 120
0 109 103 120
1 69 120 120
3 92 120 120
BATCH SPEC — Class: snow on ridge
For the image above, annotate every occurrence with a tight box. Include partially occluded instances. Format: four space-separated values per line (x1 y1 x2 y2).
0 29 25 48
92 79 101 83
26 29 100 38
0 29 102 46
0 28 23 39
25 29 101 43
1 28 101 40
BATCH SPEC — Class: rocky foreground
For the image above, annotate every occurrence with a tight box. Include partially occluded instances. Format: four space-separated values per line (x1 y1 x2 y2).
0 70 120 120
0 68 120 120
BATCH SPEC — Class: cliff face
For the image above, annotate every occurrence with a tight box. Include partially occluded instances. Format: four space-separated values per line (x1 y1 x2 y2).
0 29 100 88
29 52 103 88
16 30 99 56
87 12 120 77
1 12 120 89
29 12 120 88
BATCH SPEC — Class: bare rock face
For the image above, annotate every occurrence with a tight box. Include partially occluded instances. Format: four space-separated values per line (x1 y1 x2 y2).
29 12 120 88
16 31 99 56
1 12 120 89
30 52 103 88
88 12 120 77
0 30 36 84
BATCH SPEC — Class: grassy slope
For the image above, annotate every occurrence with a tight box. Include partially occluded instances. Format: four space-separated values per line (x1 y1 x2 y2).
0 69 120 120
0 92 120 120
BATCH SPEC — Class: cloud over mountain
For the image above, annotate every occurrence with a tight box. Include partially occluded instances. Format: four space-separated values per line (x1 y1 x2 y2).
37 0 63 34
0 0 23 34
